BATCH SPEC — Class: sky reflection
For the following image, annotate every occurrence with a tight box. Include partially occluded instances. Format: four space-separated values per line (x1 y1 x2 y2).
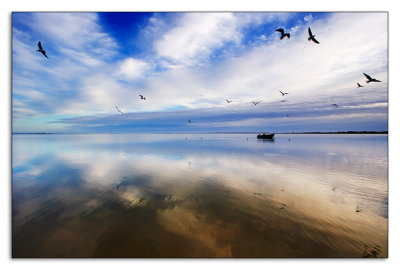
12 134 387 257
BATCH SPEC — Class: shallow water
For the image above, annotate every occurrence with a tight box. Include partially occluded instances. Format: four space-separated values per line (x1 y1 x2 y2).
12 133 388 258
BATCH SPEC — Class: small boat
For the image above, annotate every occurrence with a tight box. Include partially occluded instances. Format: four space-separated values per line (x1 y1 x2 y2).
257 133 275 139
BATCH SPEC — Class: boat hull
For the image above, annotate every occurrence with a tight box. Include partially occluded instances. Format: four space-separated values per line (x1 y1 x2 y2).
257 133 275 139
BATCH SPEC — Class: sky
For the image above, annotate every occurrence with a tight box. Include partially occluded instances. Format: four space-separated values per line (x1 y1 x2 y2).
12 12 388 133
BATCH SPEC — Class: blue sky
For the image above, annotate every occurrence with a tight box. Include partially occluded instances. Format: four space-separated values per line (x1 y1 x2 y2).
12 12 388 133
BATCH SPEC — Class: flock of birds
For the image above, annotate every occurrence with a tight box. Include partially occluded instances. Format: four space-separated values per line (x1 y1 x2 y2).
222 27 381 112
35 25 382 119
276 27 319 43
331 73 381 109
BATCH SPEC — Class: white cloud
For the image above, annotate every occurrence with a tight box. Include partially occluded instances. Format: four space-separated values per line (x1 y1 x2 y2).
116 58 150 80
12 30 43 71
154 13 240 65
258 34 267 41
116 12 388 126
58 74 132 115
31 13 117 55
13 12 119 87
12 106 39 118
58 48 106 67
13 88 45 100
208 13 387 104
113 13 387 114
147 12 289 67
12 12 125 119
152 13 284 67
304 14 313 22
341 102 388 109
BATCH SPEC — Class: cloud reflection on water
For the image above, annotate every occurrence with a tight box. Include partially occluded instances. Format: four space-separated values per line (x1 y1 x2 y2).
12 134 387 257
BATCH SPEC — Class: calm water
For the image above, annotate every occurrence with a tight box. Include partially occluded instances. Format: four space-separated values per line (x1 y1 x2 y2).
12 133 388 258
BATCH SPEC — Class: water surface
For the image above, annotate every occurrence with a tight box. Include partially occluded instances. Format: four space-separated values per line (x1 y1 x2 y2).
12 133 388 258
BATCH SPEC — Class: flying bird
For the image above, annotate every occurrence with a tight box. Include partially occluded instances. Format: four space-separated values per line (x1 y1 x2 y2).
115 106 123 114
37 41 48 58
332 104 339 108
307 27 320 44
226 99 232 103
363 73 381 83
279 90 288 96
276 28 290 39
357 83 364 88
252 101 260 106
281 100 287 103
139 95 146 100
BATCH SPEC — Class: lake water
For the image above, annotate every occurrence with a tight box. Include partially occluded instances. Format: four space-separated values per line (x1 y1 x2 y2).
12 133 388 258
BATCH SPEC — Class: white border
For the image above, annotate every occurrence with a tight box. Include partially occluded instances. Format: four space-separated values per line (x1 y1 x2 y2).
2 1 398 270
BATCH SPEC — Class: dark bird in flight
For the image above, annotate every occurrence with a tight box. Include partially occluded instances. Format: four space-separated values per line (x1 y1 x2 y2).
307 27 320 44
276 28 290 39
279 90 288 96
226 99 232 103
332 104 339 108
115 106 123 114
252 101 260 106
357 83 364 88
281 100 287 103
363 73 381 83
139 95 146 100
37 41 48 58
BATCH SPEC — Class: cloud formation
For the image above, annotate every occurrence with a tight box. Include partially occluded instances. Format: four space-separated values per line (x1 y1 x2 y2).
12 12 387 133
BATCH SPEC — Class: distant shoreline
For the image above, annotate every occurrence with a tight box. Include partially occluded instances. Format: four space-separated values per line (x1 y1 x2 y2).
277 131 388 134
12 131 388 135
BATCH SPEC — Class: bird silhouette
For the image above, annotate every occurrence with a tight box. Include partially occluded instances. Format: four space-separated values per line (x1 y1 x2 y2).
281 100 287 103
115 106 123 114
252 101 260 106
357 83 364 88
226 99 232 103
332 104 339 108
308 27 320 44
37 41 48 58
276 28 290 39
363 73 381 83
279 90 288 96
139 95 146 100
